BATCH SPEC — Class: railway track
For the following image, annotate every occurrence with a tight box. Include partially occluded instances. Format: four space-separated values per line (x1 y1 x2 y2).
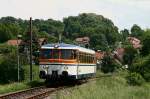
0 75 111 99
0 86 64 99
0 80 85 99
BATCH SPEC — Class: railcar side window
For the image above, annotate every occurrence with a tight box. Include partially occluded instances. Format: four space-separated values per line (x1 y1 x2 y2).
61 49 72 59
40 49 78 59
72 50 77 59
78 52 95 64
61 49 71 59
53 49 59 59
79 53 82 63
40 49 52 59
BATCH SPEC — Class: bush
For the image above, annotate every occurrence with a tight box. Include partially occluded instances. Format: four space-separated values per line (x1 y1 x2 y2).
129 55 150 82
0 44 15 54
123 45 137 65
141 59 150 81
101 53 121 73
127 72 145 86
0 53 24 83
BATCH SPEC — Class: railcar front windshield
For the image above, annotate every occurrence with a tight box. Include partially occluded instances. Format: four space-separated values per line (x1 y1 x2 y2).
40 49 76 59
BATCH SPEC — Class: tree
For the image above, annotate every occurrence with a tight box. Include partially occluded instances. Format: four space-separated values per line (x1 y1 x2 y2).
0 17 22 43
0 46 24 83
131 24 143 38
101 52 121 73
33 19 64 36
120 29 129 41
0 24 12 43
123 44 137 65
141 29 150 56
0 16 17 24
129 55 150 82
63 13 120 50
90 33 108 50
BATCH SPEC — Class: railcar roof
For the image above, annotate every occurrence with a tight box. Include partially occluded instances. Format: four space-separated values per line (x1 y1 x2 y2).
41 43 95 54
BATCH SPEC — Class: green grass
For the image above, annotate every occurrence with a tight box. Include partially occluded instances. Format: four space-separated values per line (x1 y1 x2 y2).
0 82 30 94
0 65 44 95
58 72 150 99
23 65 40 81
0 80 44 94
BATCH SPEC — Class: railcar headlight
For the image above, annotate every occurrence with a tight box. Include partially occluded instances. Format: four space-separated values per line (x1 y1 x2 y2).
43 65 49 69
64 66 68 70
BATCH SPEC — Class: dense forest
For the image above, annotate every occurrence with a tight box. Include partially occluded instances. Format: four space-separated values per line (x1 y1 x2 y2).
0 13 121 50
0 13 150 85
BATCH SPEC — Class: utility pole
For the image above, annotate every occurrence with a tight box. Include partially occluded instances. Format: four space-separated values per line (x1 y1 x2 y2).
17 35 20 82
29 17 33 81
17 34 22 82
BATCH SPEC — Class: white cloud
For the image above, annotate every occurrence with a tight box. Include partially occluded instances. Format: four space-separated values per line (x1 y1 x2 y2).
0 0 150 29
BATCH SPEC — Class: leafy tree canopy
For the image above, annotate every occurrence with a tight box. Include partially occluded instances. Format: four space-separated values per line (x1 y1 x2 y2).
63 13 120 50
131 24 144 39
120 29 129 41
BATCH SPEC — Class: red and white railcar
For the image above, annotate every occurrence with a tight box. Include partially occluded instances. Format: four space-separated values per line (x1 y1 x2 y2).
39 43 96 81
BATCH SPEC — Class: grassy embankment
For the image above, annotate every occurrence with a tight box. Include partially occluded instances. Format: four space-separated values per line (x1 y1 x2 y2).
0 65 44 94
58 71 150 99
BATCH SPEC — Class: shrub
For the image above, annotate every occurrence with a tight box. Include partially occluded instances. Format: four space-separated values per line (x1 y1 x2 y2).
0 53 24 83
0 44 16 54
123 45 137 65
101 53 121 73
127 72 145 86
129 55 150 82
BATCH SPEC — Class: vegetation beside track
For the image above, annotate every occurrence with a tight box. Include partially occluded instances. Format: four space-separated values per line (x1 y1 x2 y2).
0 64 44 94
0 80 44 94
58 71 150 99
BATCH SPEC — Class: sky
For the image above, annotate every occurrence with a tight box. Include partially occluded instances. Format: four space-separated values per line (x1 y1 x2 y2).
0 0 150 30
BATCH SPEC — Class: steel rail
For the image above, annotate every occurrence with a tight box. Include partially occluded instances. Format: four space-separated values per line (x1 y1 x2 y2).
26 87 64 99
0 86 45 99
0 75 109 99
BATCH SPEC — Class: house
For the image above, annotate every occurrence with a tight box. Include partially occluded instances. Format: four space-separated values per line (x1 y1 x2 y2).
113 48 125 62
95 50 105 60
6 38 47 47
127 37 142 49
75 37 90 47
113 37 141 61
38 38 47 46
6 39 23 46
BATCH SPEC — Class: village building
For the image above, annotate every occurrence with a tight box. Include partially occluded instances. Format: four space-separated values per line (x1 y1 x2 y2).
113 48 125 62
6 38 47 47
75 37 90 47
127 37 142 49
7 39 23 46
95 50 105 60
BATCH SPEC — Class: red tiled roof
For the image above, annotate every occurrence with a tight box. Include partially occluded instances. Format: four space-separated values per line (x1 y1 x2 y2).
95 51 105 60
38 38 47 46
38 38 46 42
7 39 22 46
75 37 90 44
127 37 142 49
75 37 81 41
114 48 125 61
